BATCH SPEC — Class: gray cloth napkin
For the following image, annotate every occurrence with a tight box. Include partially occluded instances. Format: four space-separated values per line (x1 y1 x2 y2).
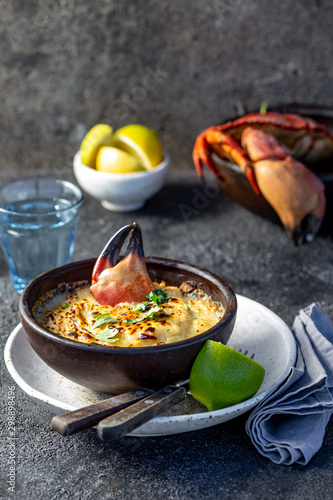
246 303 333 466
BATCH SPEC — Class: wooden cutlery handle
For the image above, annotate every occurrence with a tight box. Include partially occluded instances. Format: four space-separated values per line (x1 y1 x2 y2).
51 388 154 436
97 385 187 441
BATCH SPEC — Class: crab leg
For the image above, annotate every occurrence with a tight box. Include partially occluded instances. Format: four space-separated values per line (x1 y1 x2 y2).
90 223 154 306
242 128 326 244
193 127 261 194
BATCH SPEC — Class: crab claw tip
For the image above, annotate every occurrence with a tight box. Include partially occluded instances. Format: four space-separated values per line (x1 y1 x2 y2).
90 223 154 306
288 213 324 246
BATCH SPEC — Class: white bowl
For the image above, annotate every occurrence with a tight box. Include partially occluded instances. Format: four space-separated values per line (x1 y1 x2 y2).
73 151 170 212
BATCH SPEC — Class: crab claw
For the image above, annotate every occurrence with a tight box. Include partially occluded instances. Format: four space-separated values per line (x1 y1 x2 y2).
193 127 262 195
192 131 220 179
90 223 154 306
242 128 326 245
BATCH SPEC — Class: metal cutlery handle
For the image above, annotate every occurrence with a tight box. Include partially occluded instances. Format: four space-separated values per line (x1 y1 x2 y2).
97 385 187 441
51 388 154 436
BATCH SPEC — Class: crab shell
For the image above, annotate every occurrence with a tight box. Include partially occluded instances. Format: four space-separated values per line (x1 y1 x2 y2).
193 111 333 244
217 112 333 163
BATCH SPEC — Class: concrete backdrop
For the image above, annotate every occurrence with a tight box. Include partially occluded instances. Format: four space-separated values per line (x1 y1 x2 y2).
2 5 333 497
1 0 333 178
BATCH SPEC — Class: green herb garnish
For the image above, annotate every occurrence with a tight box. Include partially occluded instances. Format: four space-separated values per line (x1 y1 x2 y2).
123 305 163 324
132 289 170 312
259 101 268 114
92 327 119 343
61 303 70 309
146 289 170 305
91 289 171 332
132 302 147 312
92 315 120 330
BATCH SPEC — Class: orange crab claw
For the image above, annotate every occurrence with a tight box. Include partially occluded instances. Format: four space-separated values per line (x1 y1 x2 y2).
242 128 326 245
193 127 261 194
90 223 154 306
192 130 221 179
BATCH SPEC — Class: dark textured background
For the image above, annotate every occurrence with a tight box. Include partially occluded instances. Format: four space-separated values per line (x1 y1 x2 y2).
2 1 333 499
1 0 333 177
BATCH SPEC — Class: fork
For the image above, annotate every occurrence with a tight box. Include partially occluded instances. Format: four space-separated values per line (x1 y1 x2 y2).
238 348 255 359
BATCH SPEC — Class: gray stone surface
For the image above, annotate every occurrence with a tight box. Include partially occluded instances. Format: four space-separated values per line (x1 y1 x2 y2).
1 1 333 499
1 0 333 176
1 166 333 499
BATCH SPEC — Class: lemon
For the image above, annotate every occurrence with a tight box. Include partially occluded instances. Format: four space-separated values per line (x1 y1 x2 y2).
110 124 163 170
96 146 146 174
189 340 265 411
80 124 113 169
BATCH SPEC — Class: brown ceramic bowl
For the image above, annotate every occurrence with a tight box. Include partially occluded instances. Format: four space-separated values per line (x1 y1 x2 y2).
212 103 333 221
19 257 237 394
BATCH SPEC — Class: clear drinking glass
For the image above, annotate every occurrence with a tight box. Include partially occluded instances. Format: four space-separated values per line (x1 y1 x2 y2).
0 178 84 293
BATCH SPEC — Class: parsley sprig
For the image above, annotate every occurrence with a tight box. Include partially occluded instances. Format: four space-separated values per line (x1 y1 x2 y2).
132 289 170 312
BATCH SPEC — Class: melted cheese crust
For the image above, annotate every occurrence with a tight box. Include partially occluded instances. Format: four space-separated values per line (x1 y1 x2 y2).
34 283 224 347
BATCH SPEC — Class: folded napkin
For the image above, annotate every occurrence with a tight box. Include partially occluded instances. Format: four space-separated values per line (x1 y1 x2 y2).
246 303 333 466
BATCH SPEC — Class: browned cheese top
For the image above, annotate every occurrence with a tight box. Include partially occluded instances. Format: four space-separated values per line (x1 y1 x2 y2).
33 282 224 347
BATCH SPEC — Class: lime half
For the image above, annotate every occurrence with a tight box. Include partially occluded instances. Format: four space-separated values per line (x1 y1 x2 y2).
189 340 265 411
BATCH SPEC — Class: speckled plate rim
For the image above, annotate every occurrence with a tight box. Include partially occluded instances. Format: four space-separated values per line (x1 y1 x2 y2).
4 295 297 437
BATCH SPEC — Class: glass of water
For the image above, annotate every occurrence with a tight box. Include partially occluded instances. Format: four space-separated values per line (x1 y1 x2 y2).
0 178 84 293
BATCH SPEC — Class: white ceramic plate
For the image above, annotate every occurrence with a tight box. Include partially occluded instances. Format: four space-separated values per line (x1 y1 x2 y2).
4 295 297 437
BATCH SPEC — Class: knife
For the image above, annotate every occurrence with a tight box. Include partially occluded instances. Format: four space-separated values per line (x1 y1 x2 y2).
51 388 155 436
97 383 188 441
51 381 188 439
